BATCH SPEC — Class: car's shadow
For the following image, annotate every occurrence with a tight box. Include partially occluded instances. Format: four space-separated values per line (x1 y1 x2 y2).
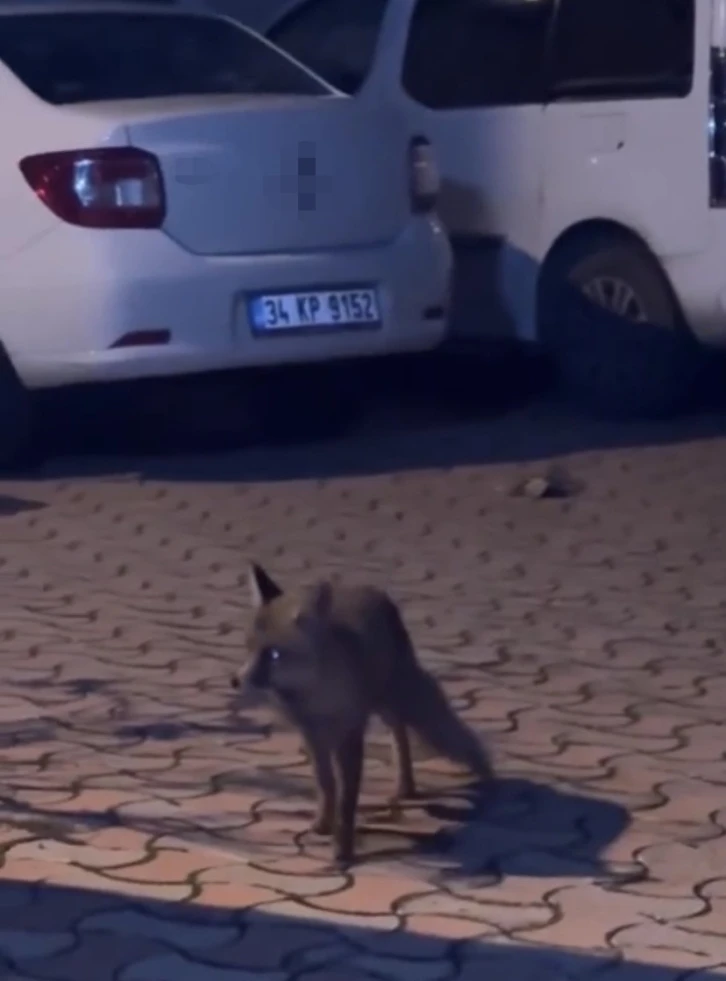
13 344 726 484
0 873 716 979
0 492 46 515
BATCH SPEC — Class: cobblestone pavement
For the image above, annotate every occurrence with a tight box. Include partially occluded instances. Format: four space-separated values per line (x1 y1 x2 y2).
0 381 726 979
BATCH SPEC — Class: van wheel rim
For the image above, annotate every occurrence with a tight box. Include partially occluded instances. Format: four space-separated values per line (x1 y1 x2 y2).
580 275 648 322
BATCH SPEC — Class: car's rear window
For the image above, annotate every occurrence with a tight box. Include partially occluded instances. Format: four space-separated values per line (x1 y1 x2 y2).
0 11 329 104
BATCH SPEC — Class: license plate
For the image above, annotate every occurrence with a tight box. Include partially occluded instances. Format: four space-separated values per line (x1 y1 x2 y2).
249 287 381 333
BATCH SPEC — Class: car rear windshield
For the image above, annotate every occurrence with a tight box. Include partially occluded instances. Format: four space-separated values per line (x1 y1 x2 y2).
0 11 329 104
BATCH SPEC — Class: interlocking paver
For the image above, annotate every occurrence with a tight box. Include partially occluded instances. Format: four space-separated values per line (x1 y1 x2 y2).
1 399 726 978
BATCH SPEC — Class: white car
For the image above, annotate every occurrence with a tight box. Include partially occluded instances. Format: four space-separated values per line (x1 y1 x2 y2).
0 2 451 462
262 0 726 419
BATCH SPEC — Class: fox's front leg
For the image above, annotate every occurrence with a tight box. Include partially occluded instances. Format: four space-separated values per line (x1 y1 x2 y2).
303 733 336 836
332 728 365 868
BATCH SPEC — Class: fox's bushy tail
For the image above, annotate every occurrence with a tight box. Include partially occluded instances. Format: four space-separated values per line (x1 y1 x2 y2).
398 668 492 780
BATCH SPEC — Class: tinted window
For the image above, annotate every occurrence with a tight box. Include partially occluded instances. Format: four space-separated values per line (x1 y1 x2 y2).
551 0 695 100
0 11 328 105
403 0 554 110
267 0 389 95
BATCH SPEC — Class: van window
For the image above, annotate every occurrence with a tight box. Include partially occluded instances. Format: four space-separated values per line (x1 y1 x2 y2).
402 0 554 110
0 10 328 105
550 0 695 101
266 0 390 95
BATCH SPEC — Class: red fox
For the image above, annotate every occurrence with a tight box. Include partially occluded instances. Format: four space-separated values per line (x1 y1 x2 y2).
232 563 492 868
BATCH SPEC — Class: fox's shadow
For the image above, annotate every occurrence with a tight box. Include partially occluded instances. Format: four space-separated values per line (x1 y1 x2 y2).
358 776 633 881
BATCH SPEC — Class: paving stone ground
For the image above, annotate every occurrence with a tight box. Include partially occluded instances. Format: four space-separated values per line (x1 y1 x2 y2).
0 376 726 979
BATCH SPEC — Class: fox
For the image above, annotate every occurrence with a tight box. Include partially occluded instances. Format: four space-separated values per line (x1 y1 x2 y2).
231 563 493 868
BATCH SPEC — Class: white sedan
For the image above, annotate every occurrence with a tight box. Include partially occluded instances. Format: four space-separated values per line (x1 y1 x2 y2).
0 2 452 461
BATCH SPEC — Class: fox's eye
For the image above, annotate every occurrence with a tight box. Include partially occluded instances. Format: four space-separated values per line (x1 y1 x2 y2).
262 646 282 662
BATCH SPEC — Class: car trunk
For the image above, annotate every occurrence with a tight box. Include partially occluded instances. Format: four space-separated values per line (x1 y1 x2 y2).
109 94 408 255
0 5 411 256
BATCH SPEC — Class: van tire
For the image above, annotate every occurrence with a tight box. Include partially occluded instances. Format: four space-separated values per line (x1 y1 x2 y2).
0 350 32 470
538 231 703 418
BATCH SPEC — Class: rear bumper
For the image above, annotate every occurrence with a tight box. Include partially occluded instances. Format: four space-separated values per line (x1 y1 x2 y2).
4 216 452 390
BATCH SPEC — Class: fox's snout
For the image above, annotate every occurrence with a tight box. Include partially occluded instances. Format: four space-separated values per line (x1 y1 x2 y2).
245 653 273 690
230 654 272 694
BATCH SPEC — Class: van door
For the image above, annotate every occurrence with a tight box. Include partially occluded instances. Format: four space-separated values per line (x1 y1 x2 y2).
366 0 553 343
542 0 707 270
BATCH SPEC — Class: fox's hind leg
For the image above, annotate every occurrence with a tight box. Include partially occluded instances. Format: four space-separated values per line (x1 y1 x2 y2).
381 712 416 801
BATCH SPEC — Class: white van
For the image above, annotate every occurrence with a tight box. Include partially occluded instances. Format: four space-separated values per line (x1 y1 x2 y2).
261 0 726 417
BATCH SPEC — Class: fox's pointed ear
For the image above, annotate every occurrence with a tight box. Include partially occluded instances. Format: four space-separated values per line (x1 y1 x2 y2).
248 563 283 607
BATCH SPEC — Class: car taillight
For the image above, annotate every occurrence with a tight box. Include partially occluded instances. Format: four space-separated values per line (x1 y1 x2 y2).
18 147 166 229
710 47 726 207
409 135 440 214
